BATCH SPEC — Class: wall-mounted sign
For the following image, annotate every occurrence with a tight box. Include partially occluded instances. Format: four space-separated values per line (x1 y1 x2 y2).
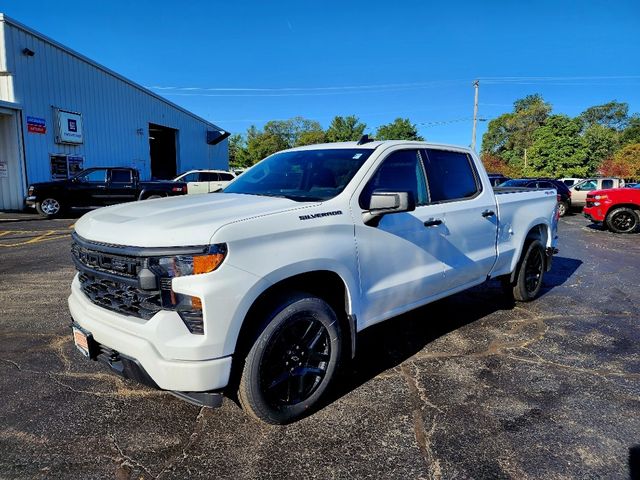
50 154 84 179
26 116 46 134
0 163 8 178
55 109 83 144
67 155 84 176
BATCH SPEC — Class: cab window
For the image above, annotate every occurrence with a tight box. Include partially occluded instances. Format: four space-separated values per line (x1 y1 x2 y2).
359 149 428 208
79 169 107 183
579 180 598 191
181 173 199 183
110 169 132 183
422 149 480 203
601 179 614 189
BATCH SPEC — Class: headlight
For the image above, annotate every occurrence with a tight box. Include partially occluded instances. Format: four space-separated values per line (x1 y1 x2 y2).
594 195 607 200
28 186 34 195
148 244 227 335
149 244 227 278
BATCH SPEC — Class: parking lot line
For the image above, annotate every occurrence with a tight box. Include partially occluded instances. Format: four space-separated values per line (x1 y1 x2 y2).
0 230 70 248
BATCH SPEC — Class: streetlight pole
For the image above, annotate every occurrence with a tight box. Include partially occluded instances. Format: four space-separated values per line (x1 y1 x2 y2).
471 80 479 151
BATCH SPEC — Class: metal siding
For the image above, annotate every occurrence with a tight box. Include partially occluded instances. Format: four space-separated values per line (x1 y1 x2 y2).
1 18 227 188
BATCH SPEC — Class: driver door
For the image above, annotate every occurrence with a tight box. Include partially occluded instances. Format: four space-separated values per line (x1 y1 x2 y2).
353 148 449 327
69 168 108 206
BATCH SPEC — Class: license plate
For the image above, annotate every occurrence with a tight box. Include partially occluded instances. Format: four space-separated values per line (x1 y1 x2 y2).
72 327 91 357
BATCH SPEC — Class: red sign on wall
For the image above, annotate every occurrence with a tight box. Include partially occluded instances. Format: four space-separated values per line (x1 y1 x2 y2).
27 116 46 134
28 124 46 134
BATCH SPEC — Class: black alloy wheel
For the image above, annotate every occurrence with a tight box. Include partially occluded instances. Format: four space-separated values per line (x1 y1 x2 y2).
260 316 331 407
606 208 639 234
238 293 342 424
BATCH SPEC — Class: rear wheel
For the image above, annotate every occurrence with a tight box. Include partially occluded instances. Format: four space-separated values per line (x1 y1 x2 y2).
238 293 342 424
605 207 639 234
557 201 568 217
35 198 62 218
144 194 164 200
507 240 546 302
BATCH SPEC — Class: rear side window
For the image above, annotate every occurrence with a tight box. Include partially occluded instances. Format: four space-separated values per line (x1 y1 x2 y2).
219 173 235 181
110 169 132 183
602 179 614 189
423 149 480 202
199 172 220 182
359 149 428 208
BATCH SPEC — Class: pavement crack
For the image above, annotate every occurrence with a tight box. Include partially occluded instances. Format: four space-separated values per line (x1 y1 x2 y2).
156 406 207 479
507 348 640 380
400 362 443 479
109 433 156 479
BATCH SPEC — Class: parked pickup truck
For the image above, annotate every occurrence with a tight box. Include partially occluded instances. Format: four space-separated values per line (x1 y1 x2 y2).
583 184 640 233
569 177 625 208
26 167 187 218
68 140 559 424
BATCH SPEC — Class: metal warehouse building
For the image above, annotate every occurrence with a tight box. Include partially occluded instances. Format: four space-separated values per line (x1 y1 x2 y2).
0 13 229 211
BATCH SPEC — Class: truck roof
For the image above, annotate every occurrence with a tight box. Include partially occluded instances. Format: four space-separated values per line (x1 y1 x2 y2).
285 140 473 153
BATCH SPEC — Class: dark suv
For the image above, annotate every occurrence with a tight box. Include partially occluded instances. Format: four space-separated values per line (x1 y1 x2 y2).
499 178 572 217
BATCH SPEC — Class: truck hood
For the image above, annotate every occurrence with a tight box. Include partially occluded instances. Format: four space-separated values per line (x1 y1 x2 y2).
74 193 313 247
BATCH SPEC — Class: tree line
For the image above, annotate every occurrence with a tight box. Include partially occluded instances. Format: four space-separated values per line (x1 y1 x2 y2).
229 116 422 168
481 95 640 179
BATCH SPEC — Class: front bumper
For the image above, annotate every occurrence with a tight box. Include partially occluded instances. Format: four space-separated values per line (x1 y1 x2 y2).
583 206 605 223
25 196 37 208
68 278 233 392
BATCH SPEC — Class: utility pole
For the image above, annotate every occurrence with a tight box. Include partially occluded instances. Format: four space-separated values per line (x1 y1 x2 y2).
471 80 480 150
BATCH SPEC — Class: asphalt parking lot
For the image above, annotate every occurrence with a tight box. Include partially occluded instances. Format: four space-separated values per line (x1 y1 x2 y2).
1 210 639 479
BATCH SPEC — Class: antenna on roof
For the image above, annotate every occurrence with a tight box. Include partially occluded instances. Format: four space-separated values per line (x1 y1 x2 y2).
357 134 374 145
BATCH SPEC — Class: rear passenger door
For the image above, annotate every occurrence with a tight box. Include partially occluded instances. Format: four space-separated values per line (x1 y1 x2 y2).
421 148 498 291
107 169 137 204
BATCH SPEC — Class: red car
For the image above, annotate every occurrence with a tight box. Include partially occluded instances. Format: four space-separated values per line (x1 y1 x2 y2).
583 185 640 233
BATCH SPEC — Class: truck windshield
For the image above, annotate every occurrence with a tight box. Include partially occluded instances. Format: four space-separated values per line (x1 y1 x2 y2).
223 148 373 201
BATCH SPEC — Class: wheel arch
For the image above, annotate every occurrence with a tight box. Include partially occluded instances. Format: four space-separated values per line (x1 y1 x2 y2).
509 223 550 282
232 270 357 367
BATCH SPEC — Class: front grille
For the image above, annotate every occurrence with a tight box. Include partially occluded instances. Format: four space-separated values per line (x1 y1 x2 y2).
71 242 142 278
79 272 162 320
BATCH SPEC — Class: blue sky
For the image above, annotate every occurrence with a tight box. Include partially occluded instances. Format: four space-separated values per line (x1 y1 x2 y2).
3 0 639 147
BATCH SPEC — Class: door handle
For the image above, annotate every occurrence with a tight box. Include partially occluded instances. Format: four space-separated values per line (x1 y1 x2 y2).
482 209 495 218
424 218 443 227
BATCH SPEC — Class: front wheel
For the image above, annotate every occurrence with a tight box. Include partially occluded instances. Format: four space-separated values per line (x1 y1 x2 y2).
605 207 639 234
508 240 546 302
35 198 63 218
238 294 342 424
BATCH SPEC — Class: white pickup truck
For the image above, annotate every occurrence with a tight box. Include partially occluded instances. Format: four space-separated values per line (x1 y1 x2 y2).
69 140 559 424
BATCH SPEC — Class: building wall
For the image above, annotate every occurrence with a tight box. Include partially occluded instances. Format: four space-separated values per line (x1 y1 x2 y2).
0 15 227 190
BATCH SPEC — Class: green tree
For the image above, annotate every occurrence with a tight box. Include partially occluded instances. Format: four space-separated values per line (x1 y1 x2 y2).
583 124 620 168
375 118 423 141
326 115 367 142
481 94 552 170
579 101 629 130
621 115 640 145
526 115 589 177
228 133 251 169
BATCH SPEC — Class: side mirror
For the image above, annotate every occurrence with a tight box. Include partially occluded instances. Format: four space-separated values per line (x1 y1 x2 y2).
574 186 581 191
363 191 415 224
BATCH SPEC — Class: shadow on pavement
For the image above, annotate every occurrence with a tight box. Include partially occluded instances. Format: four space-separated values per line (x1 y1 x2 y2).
325 255 583 410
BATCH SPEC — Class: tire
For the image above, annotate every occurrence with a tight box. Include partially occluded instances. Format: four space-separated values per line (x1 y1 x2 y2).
557 201 568 217
35 198 63 218
145 194 164 200
238 293 342 424
605 207 639 234
509 240 546 302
